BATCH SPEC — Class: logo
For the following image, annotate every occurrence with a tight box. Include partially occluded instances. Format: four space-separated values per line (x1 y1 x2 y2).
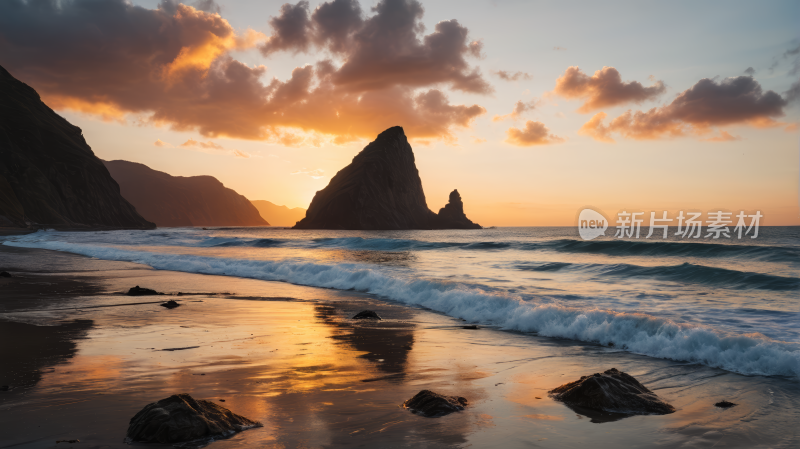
578 208 608 240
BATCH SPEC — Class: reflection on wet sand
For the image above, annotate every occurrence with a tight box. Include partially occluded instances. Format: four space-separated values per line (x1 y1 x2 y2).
558 403 630 424
1 246 799 448
314 304 414 380
0 320 93 391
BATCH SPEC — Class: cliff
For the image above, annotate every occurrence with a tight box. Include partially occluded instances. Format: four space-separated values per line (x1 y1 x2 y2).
0 65 154 229
251 200 306 227
293 127 480 230
103 160 268 227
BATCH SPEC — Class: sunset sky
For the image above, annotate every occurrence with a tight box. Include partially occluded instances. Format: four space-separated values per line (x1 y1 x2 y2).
2 0 798 225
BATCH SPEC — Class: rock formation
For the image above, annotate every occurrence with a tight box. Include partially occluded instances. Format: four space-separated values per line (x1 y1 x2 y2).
714 400 737 408
0 65 153 229
352 310 382 320
103 160 268 227
125 394 262 444
435 189 481 229
403 390 468 417
293 127 480 230
251 200 306 227
126 286 161 296
549 368 675 415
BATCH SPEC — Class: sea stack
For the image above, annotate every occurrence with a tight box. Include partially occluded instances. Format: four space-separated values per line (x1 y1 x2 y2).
435 189 481 229
293 127 480 230
0 65 154 229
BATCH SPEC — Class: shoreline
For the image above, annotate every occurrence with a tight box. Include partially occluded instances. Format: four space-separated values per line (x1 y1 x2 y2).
1 245 798 448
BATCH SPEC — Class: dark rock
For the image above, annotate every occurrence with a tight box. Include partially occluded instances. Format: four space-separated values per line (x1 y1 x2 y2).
435 190 481 229
0 271 10 277
462 325 479 329
549 368 675 415
126 286 160 296
403 390 468 417
55 440 79 444
125 393 262 444
0 65 154 229
714 400 737 408
293 127 480 230
160 300 180 309
352 310 381 320
0 385 12 391
103 160 269 227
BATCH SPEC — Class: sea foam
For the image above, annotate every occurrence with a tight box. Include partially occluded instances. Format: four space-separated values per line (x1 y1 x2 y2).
5 237 799 378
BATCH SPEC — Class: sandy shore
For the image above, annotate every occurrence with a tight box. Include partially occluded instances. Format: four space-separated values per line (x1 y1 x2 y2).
1 245 798 448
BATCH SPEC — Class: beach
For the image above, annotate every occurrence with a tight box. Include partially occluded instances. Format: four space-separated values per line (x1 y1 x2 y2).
2 242 798 448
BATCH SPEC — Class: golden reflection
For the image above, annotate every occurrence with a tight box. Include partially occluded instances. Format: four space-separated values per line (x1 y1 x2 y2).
524 413 564 421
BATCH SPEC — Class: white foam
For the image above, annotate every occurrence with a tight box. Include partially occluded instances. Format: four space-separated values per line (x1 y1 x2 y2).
5 237 799 378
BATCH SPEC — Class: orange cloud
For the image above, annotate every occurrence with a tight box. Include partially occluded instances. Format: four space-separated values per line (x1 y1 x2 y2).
506 121 565 146
553 66 665 112
291 168 325 179
181 138 224 150
43 95 127 123
701 130 741 142
493 70 532 82
579 76 788 141
578 112 615 143
493 100 537 122
0 0 488 144
156 138 250 157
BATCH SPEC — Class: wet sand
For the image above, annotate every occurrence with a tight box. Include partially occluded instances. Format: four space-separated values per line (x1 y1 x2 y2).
1 246 798 448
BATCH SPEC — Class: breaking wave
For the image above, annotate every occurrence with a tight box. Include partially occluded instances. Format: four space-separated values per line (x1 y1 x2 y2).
5 238 799 378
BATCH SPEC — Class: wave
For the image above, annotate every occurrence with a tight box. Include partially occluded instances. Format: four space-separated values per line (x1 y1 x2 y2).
191 235 798 263
516 261 799 291
5 238 799 378
541 239 799 263
517 262 573 272
601 262 799 291
202 237 285 248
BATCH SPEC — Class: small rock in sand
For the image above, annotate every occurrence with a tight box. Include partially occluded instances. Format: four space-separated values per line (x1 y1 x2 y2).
462 325 479 329
0 271 11 277
714 400 737 408
126 393 262 444
352 310 381 320
403 390 468 417
127 286 161 296
0 385 12 391
55 439 79 444
160 300 180 309
549 368 675 415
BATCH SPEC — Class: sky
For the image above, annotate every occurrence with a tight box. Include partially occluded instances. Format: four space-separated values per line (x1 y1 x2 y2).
1 0 799 226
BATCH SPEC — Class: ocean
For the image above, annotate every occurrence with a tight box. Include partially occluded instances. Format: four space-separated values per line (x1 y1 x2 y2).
3 226 799 379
